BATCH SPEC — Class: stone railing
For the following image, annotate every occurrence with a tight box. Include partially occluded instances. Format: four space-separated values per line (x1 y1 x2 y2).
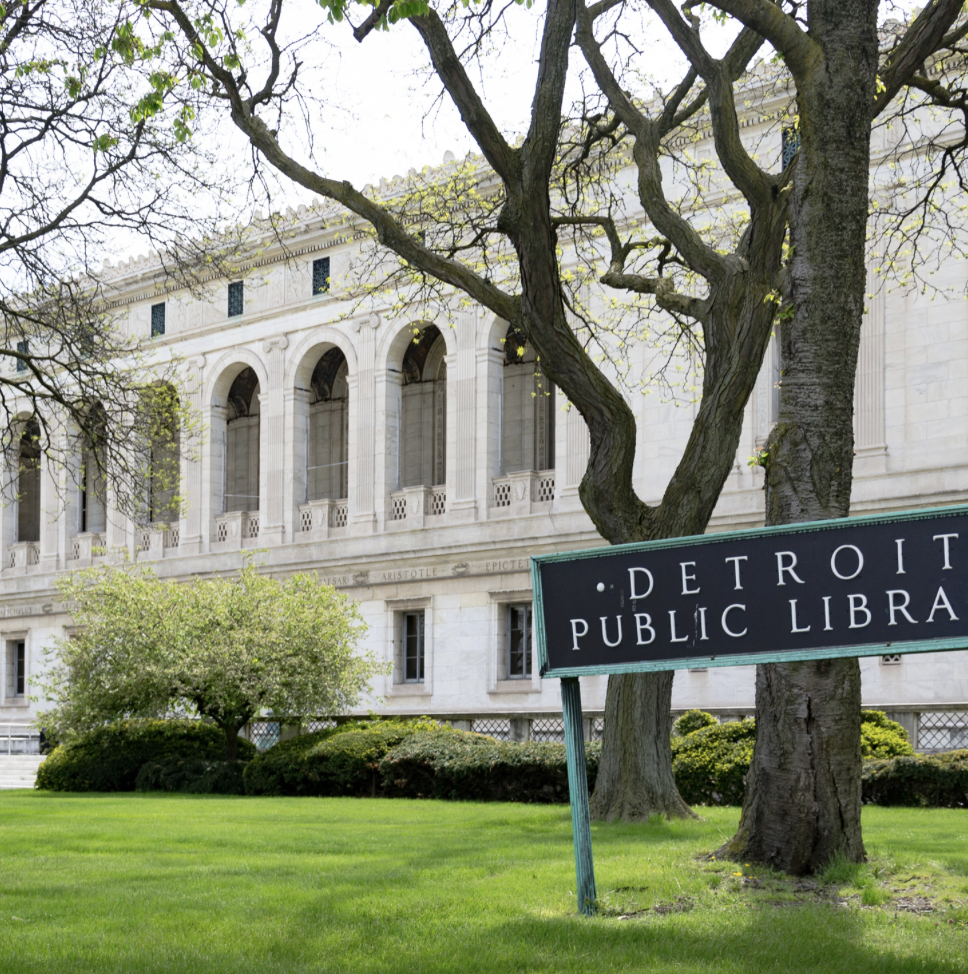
297 498 349 539
137 522 180 560
68 532 106 565
214 511 260 550
491 469 556 514
388 485 446 527
6 541 40 573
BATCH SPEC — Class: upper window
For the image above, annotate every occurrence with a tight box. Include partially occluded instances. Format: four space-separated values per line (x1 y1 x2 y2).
506 603 533 679
227 281 244 318
312 257 330 295
6 640 25 697
151 303 166 337
402 610 425 683
781 125 800 169
16 339 28 373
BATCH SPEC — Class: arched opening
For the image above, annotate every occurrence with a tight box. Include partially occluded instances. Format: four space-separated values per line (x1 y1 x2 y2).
224 367 260 513
307 348 348 501
16 417 40 543
400 325 446 489
80 403 107 534
146 384 181 524
502 324 554 473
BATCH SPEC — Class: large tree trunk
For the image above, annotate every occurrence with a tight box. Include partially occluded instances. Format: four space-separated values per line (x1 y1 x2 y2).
722 0 878 873
590 671 694 820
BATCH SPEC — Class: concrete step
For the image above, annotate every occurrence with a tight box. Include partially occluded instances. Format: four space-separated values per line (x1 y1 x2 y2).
0 755 45 789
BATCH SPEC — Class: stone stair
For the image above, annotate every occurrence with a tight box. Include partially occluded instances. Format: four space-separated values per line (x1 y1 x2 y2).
0 755 44 789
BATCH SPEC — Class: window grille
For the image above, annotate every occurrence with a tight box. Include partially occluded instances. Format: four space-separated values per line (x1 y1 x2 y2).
15 340 27 373
304 719 338 735
402 610 425 683
506 603 533 679
139 528 151 552
882 654 902 665
312 257 331 295
245 515 259 539
300 508 313 532
781 125 800 169
592 717 605 741
430 486 446 516
536 473 555 503
918 711 968 751
390 495 407 521
248 721 280 751
27 544 39 566
151 303 166 337
216 521 228 543
531 718 565 743
333 501 348 528
164 526 179 549
70 538 80 561
7 550 15 569
493 480 511 507
472 718 511 740
227 281 244 317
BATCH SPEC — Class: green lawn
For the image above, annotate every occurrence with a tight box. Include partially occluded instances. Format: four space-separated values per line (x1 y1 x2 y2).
0 794 965 973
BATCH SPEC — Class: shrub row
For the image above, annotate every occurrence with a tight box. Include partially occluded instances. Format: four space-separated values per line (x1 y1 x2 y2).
36 720 256 793
862 750 968 807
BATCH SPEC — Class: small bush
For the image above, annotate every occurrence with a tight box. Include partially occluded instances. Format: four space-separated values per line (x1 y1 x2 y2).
136 757 247 795
673 710 719 737
862 750 968 807
671 719 755 806
243 719 444 797
36 720 255 793
860 711 913 759
380 729 600 802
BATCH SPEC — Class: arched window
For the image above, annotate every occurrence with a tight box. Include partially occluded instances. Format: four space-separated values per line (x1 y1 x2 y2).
224 367 260 513
146 385 181 523
400 325 446 488
502 325 554 473
80 404 107 533
307 348 348 501
16 417 40 543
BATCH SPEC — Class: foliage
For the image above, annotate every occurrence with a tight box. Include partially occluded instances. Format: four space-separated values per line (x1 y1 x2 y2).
860 711 914 760
39 562 381 760
136 756 247 795
862 751 968 808
380 730 601 803
35 719 254 792
243 719 442 796
673 710 719 737
671 719 756 807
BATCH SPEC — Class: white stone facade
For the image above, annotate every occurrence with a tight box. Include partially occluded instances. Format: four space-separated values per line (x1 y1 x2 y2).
2 150 968 750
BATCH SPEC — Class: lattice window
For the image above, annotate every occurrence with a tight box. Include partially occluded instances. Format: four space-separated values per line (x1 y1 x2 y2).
227 281 244 317
70 539 80 561
882 654 902 665
918 711 968 751
536 474 555 503
300 508 313 532
494 481 511 507
151 303 166 337
472 718 511 741
165 526 179 549
591 717 605 741
216 521 228 543
431 487 446 516
7 549 15 569
15 339 28 372
248 721 280 751
139 529 151 553
390 495 407 521
333 502 348 528
246 515 260 539
312 256 331 295
531 717 565 742
27 544 39 566
304 719 338 735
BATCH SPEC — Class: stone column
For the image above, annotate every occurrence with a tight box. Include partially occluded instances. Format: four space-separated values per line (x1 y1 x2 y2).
260 336 289 545
285 386 312 540
39 429 63 572
448 309 477 521
178 355 206 555
350 313 379 533
476 346 503 515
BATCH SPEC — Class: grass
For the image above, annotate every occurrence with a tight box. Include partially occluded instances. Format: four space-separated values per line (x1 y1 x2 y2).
0 794 965 973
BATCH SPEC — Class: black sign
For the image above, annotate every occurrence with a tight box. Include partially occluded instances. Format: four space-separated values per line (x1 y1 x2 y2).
532 506 968 677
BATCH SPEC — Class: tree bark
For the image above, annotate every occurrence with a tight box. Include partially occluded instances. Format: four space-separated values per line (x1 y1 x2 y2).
222 722 242 761
721 0 878 874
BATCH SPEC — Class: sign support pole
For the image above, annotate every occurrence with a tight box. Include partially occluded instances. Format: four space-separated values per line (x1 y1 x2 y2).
560 677 596 915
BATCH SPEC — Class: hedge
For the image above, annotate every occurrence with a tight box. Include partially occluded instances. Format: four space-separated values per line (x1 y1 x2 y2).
671 719 755 806
379 729 600 802
860 711 914 759
136 757 247 795
243 719 443 796
862 750 968 807
36 720 256 793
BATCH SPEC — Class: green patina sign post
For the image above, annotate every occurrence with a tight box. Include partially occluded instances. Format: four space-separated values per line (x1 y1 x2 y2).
531 504 968 915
